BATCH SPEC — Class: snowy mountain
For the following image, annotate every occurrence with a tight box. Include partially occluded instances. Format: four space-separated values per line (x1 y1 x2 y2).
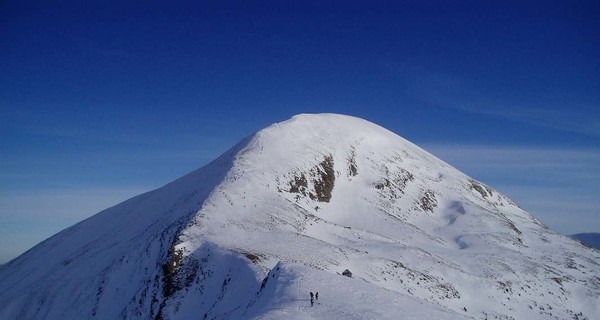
571 233 600 250
1 114 598 320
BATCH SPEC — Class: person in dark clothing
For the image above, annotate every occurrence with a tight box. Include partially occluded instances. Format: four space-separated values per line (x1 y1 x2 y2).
315 292 319 301
310 292 314 306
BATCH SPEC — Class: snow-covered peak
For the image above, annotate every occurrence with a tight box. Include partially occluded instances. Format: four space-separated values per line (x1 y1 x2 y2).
241 113 447 172
1 114 598 320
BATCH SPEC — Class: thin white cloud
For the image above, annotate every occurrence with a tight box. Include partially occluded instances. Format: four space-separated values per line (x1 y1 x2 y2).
403 69 600 137
0 187 150 264
498 185 600 234
0 187 149 220
423 143 600 234
454 105 600 138
423 144 600 171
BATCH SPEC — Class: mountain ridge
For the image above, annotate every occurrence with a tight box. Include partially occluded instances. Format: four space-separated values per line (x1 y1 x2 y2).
570 233 600 250
1 113 598 320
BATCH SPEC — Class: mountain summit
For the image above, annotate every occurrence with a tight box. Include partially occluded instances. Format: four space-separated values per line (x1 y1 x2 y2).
1 114 598 319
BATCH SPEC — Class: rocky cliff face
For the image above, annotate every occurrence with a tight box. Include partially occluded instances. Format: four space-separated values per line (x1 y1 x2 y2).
1 114 598 320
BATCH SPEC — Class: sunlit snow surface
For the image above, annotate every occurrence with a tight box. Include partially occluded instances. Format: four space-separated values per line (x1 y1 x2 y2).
1 114 598 319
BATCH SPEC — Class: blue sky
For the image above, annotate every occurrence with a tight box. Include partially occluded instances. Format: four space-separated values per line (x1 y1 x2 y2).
1 1 599 263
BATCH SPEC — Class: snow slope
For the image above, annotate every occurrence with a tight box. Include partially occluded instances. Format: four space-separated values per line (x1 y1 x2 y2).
1 114 598 320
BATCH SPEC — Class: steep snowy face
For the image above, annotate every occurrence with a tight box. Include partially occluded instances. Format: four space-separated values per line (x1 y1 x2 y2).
0 114 598 320
179 114 532 255
173 114 600 319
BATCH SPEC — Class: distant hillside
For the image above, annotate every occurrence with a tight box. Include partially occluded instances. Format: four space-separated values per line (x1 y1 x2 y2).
570 233 600 249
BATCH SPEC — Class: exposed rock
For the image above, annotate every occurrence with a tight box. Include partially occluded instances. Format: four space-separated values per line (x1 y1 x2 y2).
242 252 262 263
348 151 358 177
313 155 335 202
286 155 335 203
289 173 308 195
469 180 491 198
375 168 415 199
420 189 437 212
162 246 185 298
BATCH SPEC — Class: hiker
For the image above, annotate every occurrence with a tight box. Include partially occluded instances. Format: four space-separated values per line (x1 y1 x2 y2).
310 292 314 306
315 292 319 301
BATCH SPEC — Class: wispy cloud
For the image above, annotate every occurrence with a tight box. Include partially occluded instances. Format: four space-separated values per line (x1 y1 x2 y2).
404 69 600 137
497 185 600 234
424 144 600 171
424 143 600 234
0 187 149 263
453 105 600 138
